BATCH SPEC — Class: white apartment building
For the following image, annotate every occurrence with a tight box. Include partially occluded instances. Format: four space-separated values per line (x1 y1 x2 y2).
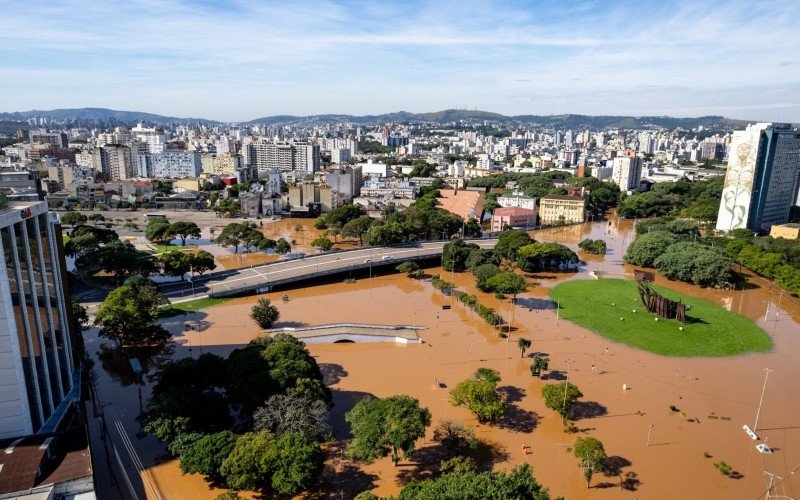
331 148 351 164
136 151 202 178
611 156 643 191
497 192 537 211
245 138 320 177
131 123 167 154
358 160 389 177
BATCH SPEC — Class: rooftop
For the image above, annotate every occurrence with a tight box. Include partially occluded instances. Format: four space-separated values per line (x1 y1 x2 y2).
436 188 484 220
0 426 92 496
493 206 536 216
541 193 586 201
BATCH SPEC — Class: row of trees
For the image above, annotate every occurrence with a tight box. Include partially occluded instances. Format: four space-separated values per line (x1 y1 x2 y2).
314 190 481 248
445 231 579 277
145 218 201 246
215 221 291 254
714 228 800 295
617 177 722 221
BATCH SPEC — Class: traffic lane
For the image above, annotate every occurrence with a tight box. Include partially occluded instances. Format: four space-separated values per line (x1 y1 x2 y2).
206 241 499 294
167 240 498 296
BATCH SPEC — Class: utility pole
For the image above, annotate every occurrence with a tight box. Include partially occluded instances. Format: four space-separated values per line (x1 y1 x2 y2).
763 470 796 500
562 358 574 410
754 368 773 432
646 423 654 446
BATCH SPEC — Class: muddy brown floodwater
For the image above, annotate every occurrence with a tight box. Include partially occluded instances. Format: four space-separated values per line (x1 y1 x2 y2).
107 217 800 499
214 217 359 270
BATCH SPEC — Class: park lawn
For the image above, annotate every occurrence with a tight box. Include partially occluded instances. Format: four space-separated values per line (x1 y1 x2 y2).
157 296 234 318
549 278 772 357
151 243 182 254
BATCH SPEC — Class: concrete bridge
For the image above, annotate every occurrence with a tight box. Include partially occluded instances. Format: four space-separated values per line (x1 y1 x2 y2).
261 323 426 344
166 238 499 299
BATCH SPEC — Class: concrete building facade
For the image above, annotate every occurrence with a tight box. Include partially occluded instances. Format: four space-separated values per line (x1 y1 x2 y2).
717 123 800 232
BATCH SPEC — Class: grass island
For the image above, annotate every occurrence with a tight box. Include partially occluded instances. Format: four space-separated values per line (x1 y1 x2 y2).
549 278 772 357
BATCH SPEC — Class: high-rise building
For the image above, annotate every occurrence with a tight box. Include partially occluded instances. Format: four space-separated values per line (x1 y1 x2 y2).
700 141 725 161
136 151 202 178
245 139 320 177
99 144 133 181
717 123 800 232
0 200 78 439
611 156 643 191
131 123 167 154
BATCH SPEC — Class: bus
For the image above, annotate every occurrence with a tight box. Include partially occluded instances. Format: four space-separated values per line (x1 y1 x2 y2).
144 213 167 220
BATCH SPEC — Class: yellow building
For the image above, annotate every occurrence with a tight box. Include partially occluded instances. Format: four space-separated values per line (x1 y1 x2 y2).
539 190 587 224
769 223 800 240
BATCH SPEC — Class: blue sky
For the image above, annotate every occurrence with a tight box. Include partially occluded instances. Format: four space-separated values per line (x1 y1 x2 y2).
2 0 799 121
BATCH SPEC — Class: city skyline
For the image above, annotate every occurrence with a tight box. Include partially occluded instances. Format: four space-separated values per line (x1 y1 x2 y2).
2 0 799 122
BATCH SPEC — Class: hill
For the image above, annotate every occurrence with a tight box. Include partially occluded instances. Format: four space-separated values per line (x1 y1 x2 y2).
0 108 220 126
0 107 758 131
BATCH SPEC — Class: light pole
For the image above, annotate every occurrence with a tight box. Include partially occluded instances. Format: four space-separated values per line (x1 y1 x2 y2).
562 358 574 410
469 338 487 361
753 368 773 432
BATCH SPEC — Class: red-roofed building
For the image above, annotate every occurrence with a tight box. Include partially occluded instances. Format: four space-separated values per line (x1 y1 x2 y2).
491 206 537 232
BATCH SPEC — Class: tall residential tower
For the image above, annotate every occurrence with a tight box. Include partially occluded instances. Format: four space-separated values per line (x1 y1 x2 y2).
717 123 800 232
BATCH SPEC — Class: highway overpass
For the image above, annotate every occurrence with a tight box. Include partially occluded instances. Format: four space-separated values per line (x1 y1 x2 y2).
166 239 498 299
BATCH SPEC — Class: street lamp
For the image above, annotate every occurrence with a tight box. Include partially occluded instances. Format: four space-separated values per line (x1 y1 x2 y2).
469 338 487 360
753 368 773 432
562 358 574 410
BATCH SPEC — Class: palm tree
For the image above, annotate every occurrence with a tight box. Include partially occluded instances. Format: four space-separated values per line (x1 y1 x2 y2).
517 338 532 358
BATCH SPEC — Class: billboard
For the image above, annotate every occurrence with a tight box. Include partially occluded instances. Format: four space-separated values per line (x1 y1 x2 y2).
716 125 763 231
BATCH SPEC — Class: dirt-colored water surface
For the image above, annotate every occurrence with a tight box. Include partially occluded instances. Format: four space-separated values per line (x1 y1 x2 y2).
213 217 359 270
91 218 800 499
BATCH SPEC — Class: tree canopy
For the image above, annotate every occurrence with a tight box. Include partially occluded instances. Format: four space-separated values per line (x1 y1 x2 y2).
541 381 583 419
574 437 607 487
450 369 507 423
178 431 238 480
345 395 431 465
396 464 550 500
517 242 579 272
623 230 678 267
484 270 527 297
253 394 331 441
442 238 480 272
94 276 169 347
251 298 280 329
493 230 534 261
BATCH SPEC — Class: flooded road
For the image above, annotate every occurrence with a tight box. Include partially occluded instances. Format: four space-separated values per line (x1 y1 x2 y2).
90 217 800 499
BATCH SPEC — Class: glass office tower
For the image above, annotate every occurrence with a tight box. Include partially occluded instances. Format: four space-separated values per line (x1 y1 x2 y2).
0 200 76 439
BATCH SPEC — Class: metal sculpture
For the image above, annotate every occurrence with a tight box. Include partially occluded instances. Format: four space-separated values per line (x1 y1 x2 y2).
635 271 686 323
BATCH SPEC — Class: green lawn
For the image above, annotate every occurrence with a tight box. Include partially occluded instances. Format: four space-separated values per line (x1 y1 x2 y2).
549 279 772 357
151 244 182 254
157 296 234 318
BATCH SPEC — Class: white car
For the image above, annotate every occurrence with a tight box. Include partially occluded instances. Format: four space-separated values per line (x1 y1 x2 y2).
364 259 372 264
382 255 393 261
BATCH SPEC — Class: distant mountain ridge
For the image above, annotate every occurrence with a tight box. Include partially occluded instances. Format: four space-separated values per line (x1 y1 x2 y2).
0 107 755 130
